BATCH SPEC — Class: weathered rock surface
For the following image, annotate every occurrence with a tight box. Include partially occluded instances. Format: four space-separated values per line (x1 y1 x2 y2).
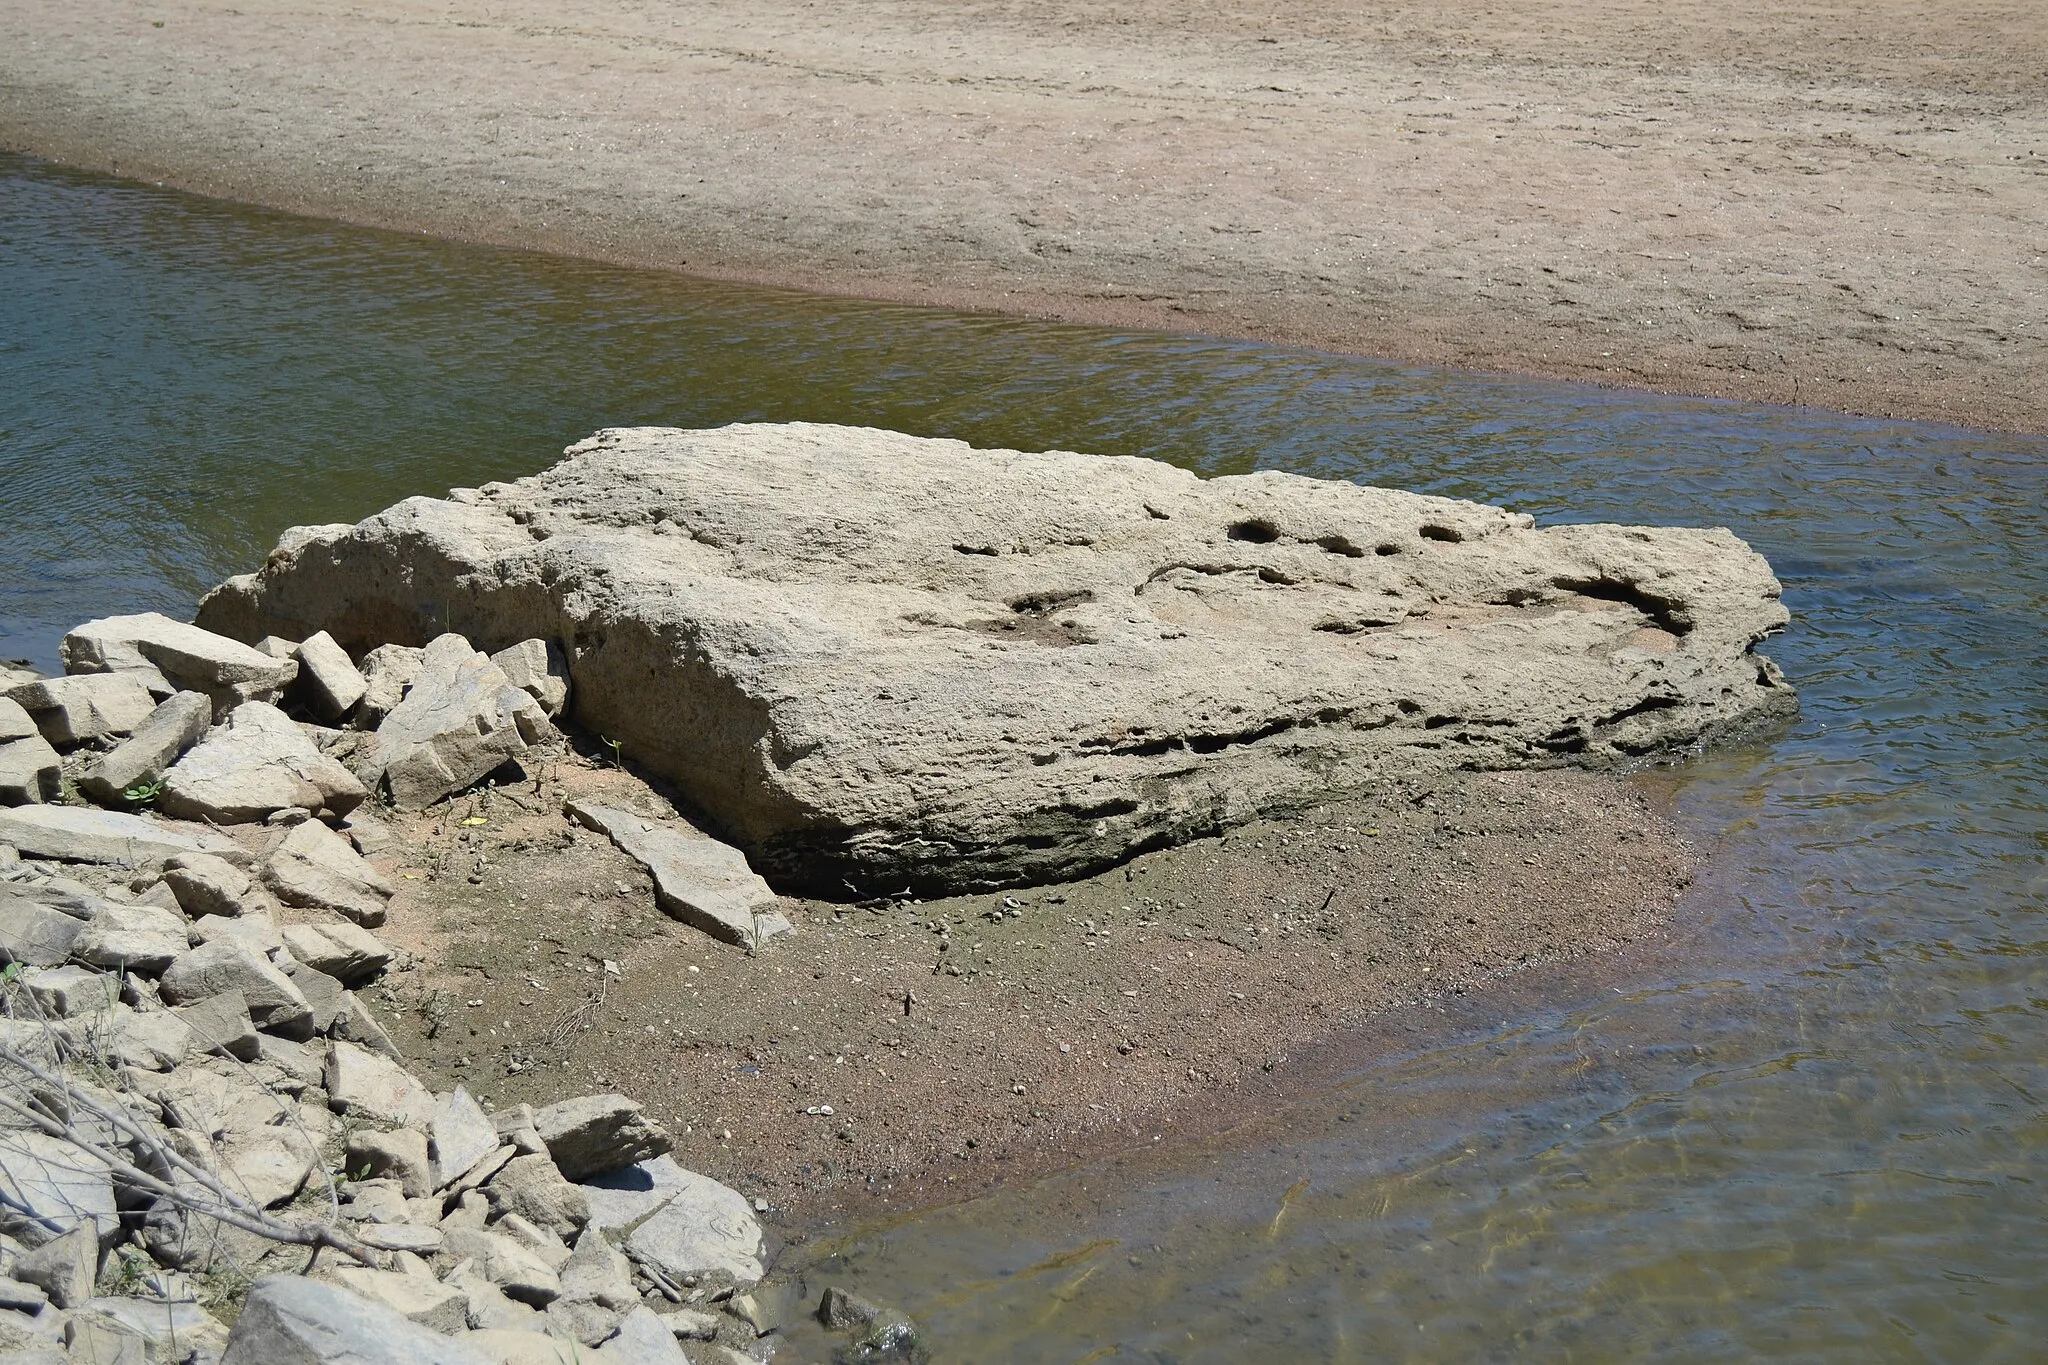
293 631 368 721
5 674 158 748
74 901 189 975
157 702 367 824
61 612 297 707
0 806 247 867
76 692 213 806
530 1095 672 1182
353 644 423 730
0 1130 118 1242
326 1040 433 1127
579 1157 764 1289
198 423 1795 891
564 801 790 950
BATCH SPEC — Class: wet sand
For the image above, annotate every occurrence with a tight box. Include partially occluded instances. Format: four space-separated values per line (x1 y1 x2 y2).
2 0 2043 433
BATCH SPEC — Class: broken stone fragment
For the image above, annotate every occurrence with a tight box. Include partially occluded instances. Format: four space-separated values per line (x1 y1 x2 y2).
292 630 369 721
5 673 158 748
280 958 347 1033
333 990 404 1060
367 634 549 810
74 901 189 975
61 612 297 707
0 696 35 743
10 1226 96 1309
326 1039 434 1127
0 733 62 805
254 635 299 659
597 1306 690 1364
352 644 424 730
188 909 287 959
0 888 92 967
108 1006 196 1071
556 1226 639 1310
263 818 394 926
159 940 315 1039
346 1128 432 1198
221 1274 497 1365
281 920 393 985
158 701 367 824
564 801 790 950
161 851 264 919
427 1087 501 1191
76 691 212 807
0 804 247 867
483 1155 589 1242
489 639 570 718
323 1266 468 1333
530 1094 673 1182
440 1228 563 1307
19 964 109 1017
170 988 260 1060
0 1129 119 1242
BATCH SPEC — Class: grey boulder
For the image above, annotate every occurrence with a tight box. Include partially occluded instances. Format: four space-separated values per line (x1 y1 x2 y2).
352 644 423 730
73 901 189 975
196 422 1796 893
158 702 367 823
162 851 267 919
360 634 550 809
293 630 369 721
530 1094 672 1181
281 920 393 985
221 1274 495 1365
159 940 315 1039
0 888 90 967
77 691 212 806
0 700 60 805
5 673 158 748
489 639 570 718
579 1156 765 1290
61 612 296 706
262 819 393 926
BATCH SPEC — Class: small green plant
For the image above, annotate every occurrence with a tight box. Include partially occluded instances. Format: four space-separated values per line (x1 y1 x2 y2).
122 776 165 807
602 735 625 769
99 1245 154 1297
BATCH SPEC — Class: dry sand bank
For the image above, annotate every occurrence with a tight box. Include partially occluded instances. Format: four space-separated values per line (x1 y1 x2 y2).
3 0 2044 433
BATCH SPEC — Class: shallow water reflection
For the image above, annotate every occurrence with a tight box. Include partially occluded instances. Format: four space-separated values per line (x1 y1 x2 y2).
3 154 2044 1360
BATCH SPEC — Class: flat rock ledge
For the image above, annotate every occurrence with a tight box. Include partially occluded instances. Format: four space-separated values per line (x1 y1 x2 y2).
198 423 1795 893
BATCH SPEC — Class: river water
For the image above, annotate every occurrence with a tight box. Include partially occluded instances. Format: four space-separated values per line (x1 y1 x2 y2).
2 153 2043 1360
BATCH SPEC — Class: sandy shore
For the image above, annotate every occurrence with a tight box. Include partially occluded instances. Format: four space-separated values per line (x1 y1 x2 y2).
2 0 2043 433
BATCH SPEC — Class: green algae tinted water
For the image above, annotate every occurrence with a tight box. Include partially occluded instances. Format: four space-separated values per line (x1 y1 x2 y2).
3 153 2045 1360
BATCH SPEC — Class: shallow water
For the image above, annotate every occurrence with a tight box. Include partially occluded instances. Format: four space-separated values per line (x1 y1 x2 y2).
3 153 2044 1360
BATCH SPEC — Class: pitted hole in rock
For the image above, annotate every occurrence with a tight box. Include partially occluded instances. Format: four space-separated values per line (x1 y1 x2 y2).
1487 586 1550 607
1553 575 1693 636
1396 699 1423 715
1257 567 1301 586
1419 524 1464 543
953 542 1000 556
1375 543 1402 556
1008 588 1095 618
1227 518 1281 544
1311 534 1367 559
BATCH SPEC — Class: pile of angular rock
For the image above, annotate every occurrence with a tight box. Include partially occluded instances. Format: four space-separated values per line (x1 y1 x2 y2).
0 827 787 1363
0 613 914 1362
1 612 568 819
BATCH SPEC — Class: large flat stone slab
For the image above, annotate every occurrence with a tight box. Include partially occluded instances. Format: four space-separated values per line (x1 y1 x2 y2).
564 800 789 949
0 805 249 868
62 612 297 704
199 422 1796 892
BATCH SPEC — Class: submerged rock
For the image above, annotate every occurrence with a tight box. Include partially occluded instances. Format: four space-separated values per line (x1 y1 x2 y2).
198 422 1795 892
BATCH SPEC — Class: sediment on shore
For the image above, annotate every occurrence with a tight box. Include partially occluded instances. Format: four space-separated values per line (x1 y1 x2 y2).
2 0 2043 434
